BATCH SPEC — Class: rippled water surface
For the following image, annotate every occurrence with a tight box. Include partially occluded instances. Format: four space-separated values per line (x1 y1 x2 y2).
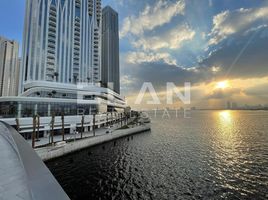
46 111 268 199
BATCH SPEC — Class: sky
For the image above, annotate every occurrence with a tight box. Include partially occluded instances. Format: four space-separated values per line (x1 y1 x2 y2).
1 0 268 109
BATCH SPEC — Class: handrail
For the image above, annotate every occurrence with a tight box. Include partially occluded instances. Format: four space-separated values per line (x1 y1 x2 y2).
0 122 70 200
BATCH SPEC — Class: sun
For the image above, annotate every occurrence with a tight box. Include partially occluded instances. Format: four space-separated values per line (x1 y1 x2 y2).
215 81 230 89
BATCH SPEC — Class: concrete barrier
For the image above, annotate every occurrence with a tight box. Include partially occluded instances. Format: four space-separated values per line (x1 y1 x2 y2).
0 122 70 200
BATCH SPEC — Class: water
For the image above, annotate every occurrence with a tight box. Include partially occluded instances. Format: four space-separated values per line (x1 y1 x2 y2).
46 111 268 199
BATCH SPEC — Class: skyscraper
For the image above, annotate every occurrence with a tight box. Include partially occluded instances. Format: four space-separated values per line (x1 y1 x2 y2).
0 0 127 130
0 36 20 96
21 0 102 93
101 6 120 94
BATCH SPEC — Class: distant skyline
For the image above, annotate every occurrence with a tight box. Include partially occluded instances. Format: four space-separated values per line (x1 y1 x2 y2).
1 0 268 109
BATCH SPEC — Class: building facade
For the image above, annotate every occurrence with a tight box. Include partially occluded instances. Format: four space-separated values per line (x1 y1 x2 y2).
21 0 102 93
101 6 120 94
0 0 127 135
0 37 20 97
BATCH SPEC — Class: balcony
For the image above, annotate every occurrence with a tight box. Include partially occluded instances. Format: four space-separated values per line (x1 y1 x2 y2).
73 61 79 66
73 56 79 61
74 38 80 42
48 33 56 39
74 56 80 61
74 46 79 51
47 60 55 66
48 39 55 44
49 16 56 22
49 9 57 17
49 11 56 17
47 50 55 55
48 27 56 32
47 55 55 60
49 22 56 28
75 0 81 8
47 67 54 72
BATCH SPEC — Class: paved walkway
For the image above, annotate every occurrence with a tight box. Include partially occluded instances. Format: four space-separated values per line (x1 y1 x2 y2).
27 121 130 148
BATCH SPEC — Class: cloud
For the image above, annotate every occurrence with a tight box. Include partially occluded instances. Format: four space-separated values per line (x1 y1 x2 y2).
203 25 268 79
132 24 196 50
209 7 268 45
121 61 211 95
206 88 242 99
121 75 134 85
244 82 268 97
125 51 177 65
118 1 268 107
120 0 185 38
121 25 268 96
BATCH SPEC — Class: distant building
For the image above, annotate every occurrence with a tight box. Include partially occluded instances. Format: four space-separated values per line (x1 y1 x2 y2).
0 36 20 96
101 6 120 94
231 102 238 109
226 101 231 110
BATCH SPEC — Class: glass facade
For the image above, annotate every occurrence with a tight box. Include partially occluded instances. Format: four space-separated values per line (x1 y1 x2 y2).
0 101 104 118
22 0 102 90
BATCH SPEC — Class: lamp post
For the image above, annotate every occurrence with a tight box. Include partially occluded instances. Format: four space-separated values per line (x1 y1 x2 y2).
81 115 84 139
51 113 55 144
120 113 123 127
93 114 96 137
32 115 37 148
61 112 65 141
37 115 40 141
15 118 20 132
106 113 108 126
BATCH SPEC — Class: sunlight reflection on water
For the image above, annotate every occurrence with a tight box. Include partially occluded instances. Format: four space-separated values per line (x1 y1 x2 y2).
47 111 268 200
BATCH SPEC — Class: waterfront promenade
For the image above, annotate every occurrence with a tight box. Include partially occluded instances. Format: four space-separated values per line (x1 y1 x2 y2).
35 123 150 161
27 122 124 147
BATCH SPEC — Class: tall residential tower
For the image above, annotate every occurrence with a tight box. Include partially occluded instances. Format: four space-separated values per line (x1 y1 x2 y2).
101 6 120 94
0 0 126 132
0 37 20 96
21 0 102 92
